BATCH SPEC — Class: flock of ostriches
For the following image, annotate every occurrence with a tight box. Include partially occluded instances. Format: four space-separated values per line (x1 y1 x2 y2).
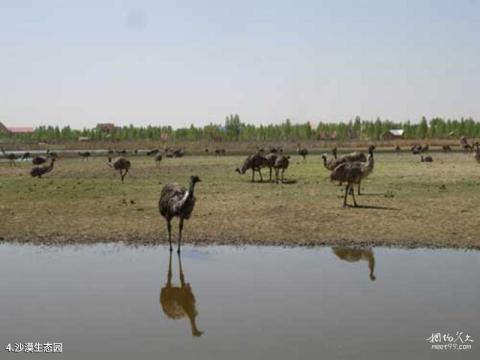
2 140 480 252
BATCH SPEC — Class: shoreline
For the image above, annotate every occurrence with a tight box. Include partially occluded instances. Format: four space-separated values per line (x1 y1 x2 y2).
1 236 479 251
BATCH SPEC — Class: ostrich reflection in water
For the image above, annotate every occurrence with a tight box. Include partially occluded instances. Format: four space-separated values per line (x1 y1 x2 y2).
160 252 204 337
332 247 376 281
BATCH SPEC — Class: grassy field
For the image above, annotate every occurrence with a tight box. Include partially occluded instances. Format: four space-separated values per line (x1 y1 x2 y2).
0 151 479 248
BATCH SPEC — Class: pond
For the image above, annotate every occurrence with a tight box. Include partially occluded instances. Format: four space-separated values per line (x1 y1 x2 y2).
0 244 478 359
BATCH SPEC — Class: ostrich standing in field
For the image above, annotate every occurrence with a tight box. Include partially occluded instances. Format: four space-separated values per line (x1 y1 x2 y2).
30 158 56 178
46 149 58 159
160 252 203 337
32 155 47 165
159 175 201 253
78 151 91 160
273 155 290 183
332 247 376 281
155 153 163 166
108 157 131 182
395 145 401 153
1 148 18 166
214 148 226 155
421 155 433 162
330 146 375 206
147 149 160 156
296 143 308 160
236 153 269 182
22 152 31 160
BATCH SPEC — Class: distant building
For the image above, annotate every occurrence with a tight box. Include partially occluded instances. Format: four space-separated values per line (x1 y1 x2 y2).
96 123 116 133
382 129 404 140
317 131 337 140
0 121 34 135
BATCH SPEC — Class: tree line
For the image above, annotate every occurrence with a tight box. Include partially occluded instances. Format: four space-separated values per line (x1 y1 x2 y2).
2 115 480 143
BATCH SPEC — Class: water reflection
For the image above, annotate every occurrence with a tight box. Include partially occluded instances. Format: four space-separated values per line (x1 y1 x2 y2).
332 247 376 281
160 252 204 337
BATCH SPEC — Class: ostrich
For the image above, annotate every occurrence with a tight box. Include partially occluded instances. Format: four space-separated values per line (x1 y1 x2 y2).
332 247 376 281
46 149 58 159
330 146 375 205
173 148 185 158
475 142 480 163
160 252 203 337
108 157 131 182
395 145 401 153
273 155 290 183
236 153 269 182
22 152 31 160
147 149 160 156
442 145 452 152
214 148 226 155
1 148 18 166
421 155 433 162
30 158 55 178
159 175 201 253
264 152 279 182
155 153 163 166
460 136 473 152
411 144 422 154
32 155 47 165
322 154 343 171
78 151 91 160
296 143 308 160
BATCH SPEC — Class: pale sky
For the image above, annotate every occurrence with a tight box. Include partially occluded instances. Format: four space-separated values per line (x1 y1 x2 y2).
1 0 479 129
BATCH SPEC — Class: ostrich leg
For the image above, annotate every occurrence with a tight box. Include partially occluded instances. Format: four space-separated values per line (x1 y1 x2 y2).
350 184 358 207
167 220 172 252
167 251 173 285
258 169 263 182
281 168 285 183
251 169 255 182
177 218 184 254
343 184 350 207
358 182 362 195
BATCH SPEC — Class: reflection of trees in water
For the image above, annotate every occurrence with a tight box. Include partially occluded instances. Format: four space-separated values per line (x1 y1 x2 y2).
160 252 204 337
332 247 376 281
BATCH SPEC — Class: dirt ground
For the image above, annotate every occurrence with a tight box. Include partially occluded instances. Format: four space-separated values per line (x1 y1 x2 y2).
0 151 479 249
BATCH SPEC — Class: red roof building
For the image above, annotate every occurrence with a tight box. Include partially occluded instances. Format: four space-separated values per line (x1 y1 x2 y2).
0 122 34 134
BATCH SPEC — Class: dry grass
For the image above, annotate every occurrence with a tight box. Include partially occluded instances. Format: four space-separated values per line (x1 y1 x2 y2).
0 151 479 248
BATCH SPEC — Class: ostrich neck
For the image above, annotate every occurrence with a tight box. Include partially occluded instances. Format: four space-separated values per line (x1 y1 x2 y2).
188 181 197 197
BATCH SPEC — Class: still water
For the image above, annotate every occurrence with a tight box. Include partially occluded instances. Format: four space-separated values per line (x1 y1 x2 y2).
0 244 478 359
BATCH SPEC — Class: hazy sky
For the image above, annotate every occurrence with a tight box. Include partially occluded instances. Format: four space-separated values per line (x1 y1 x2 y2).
1 0 479 129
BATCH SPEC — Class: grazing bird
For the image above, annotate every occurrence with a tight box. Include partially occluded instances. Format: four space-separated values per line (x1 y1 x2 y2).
442 145 452 152
78 151 91 160
46 149 58 159
21 152 31 160
214 148 226 155
475 142 480 163
1 148 18 166
108 157 131 182
322 153 343 171
330 146 375 206
236 153 269 182
160 252 203 337
32 156 47 165
296 143 308 160
159 175 201 253
30 158 55 178
395 145 401 153
411 144 422 154
147 149 160 156
264 152 279 182
421 155 433 162
332 247 376 281
273 155 290 183
173 149 185 158
155 153 163 166
460 136 473 152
